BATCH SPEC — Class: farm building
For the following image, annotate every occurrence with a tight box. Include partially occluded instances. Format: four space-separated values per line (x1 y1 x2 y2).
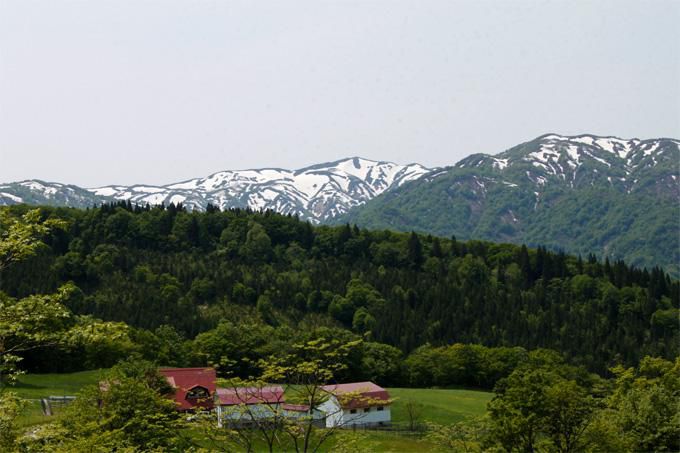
318 381 391 427
215 385 285 426
155 368 390 429
159 367 217 411
281 403 312 418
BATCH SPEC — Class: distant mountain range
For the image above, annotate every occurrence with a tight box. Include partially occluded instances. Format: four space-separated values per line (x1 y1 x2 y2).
340 134 680 275
2 133 678 274
0 158 430 223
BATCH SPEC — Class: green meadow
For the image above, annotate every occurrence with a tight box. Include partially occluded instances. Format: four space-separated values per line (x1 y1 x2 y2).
8 370 104 427
389 387 493 425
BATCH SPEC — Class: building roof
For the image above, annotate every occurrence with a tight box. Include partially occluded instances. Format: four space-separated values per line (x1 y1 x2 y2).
321 381 391 409
159 367 217 411
216 386 285 406
282 403 310 412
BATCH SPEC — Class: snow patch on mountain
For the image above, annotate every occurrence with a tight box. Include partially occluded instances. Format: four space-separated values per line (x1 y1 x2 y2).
0 192 23 203
82 157 431 222
451 135 678 195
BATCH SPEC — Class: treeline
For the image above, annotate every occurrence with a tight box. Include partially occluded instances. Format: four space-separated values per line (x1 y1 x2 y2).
18 312 558 391
1 202 677 375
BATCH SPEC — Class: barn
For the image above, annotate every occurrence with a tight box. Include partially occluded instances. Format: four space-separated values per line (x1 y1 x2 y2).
159 367 217 412
215 385 285 426
317 381 391 427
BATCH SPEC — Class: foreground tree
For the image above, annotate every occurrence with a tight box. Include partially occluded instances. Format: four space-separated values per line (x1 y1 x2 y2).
0 209 64 272
260 337 383 453
0 209 136 450
602 356 680 452
55 358 185 451
486 363 599 452
0 288 73 384
426 419 486 453
542 380 597 453
0 392 26 452
0 209 76 452
205 378 287 453
0 210 70 384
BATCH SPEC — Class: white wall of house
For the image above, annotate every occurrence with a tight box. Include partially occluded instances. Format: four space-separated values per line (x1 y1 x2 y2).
318 396 391 428
318 397 343 428
340 405 391 426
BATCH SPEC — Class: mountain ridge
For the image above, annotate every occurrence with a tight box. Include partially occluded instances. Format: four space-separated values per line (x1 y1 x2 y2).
340 133 680 275
0 157 431 223
2 133 678 273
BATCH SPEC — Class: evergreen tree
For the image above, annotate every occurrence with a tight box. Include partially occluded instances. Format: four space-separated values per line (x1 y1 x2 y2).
407 231 424 270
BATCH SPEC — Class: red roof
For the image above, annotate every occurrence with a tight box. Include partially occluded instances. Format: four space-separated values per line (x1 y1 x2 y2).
282 403 310 412
216 386 285 406
159 367 217 411
321 382 391 409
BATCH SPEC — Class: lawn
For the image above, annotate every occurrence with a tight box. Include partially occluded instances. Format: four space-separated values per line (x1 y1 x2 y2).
9 369 105 399
388 387 492 425
351 387 493 452
7 369 104 427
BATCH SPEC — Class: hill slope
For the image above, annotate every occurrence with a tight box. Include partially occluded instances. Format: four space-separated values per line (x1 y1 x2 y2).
340 134 680 275
2 205 677 374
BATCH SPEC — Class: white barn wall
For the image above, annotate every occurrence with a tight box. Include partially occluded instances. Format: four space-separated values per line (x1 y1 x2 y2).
318 398 343 428
318 396 391 428
341 405 391 426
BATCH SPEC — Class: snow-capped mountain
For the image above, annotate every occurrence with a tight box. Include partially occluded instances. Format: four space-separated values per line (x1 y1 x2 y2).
0 180 105 209
341 134 680 275
0 157 431 223
454 134 679 195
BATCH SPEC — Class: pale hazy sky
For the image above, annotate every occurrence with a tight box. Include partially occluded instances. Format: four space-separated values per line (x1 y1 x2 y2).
1 0 678 186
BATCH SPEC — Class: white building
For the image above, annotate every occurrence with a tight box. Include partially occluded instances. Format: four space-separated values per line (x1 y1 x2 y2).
281 403 326 423
215 386 284 427
317 381 391 428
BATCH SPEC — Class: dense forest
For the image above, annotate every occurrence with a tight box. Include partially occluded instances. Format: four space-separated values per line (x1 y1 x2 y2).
1 202 676 379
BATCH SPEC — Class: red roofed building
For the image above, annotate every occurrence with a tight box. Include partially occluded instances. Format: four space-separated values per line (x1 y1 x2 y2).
281 403 310 412
159 367 217 412
318 381 391 427
216 386 285 406
215 386 285 426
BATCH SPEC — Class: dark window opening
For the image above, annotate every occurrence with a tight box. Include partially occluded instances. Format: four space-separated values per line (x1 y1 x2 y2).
186 386 210 400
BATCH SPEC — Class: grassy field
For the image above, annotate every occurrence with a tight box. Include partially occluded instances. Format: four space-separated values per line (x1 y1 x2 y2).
389 387 492 425
10 369 105 399
8 369 104 426
7 371 492 451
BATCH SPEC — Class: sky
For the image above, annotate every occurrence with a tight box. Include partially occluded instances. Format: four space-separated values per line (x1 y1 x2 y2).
0 0 678 187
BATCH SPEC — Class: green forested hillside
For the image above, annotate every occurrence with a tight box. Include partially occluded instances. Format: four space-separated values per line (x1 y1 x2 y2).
1 203 677 377
2 203 679 452
340 134 680 276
